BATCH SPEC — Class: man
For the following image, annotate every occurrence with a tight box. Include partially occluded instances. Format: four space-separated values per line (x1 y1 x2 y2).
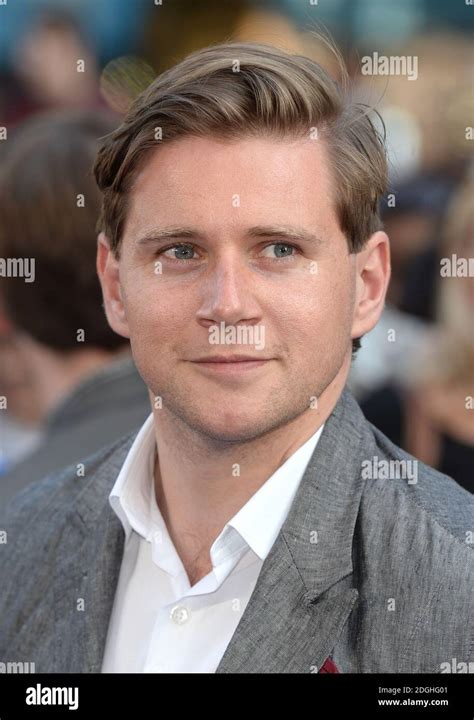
0 111 150 503
1 42 472 674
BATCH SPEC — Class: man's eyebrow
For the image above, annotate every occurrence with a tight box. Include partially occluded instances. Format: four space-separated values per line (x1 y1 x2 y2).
246 225 324 246
136 227 200 245
135 225 324 246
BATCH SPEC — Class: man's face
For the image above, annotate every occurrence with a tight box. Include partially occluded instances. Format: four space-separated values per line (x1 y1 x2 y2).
100 135 363 443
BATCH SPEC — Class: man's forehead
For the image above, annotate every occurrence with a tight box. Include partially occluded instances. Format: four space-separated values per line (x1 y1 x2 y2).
123 134 336 242
130 133 331 186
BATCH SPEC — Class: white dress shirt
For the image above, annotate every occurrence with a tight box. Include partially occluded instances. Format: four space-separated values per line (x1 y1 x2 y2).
101 413 324 673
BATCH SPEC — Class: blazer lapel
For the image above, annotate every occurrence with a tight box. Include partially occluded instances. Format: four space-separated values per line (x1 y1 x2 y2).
215 534 359 673
217 388 371 673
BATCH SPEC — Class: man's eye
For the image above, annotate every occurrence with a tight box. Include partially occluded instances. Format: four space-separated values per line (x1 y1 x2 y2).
261 243 297 259
161 244 196 261
158 242 298 263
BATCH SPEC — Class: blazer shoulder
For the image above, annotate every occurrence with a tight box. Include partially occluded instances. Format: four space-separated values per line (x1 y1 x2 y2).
354 422 473 668
361 421 473 552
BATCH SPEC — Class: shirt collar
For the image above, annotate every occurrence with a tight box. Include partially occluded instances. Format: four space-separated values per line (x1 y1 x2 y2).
109 414 324 561
222 425 324 560
109 412 156 540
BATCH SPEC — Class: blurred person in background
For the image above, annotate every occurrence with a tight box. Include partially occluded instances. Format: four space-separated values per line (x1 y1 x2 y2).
348 26 472 406
405 174 474 492
361 174 474 493
347 301 430 402
2 8 103 126
0 111 150 505
348 173 455 400
13 9 101 110
382 173 457 313
0 301 42 474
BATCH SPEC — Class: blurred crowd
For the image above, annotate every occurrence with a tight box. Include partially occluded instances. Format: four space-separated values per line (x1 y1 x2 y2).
0 0 472 499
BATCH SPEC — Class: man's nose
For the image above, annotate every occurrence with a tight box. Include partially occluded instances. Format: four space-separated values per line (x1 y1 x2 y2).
196 256 259 326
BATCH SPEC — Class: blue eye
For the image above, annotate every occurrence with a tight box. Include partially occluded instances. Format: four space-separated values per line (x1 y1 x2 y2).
162 244 196 261
261 243 297 259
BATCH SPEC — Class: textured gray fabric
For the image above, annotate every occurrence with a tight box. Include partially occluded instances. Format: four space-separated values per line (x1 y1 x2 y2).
0 387 472 673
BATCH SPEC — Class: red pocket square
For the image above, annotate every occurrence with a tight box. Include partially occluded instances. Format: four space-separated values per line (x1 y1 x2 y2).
318 657 339 673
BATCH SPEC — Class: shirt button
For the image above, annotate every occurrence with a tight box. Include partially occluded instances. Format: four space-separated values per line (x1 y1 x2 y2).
170 605 191 625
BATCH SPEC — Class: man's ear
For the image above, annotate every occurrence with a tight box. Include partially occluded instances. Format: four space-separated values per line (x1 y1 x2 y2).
351 230 391 341
96 232 130 339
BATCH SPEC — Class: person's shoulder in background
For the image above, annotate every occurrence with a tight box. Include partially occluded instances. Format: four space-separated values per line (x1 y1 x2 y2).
0 356 150 506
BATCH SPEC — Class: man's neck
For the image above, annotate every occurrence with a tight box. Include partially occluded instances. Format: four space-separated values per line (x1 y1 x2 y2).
152 358 350 586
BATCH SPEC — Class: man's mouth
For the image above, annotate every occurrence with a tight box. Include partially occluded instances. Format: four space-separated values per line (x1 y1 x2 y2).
189 354 272 375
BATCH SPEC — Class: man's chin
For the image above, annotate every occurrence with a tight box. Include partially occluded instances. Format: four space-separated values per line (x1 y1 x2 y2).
176 408 281 447
149 380 305 445
189 418 269 446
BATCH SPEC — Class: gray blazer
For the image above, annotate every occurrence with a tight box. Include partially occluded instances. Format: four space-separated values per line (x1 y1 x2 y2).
0 388 472 673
